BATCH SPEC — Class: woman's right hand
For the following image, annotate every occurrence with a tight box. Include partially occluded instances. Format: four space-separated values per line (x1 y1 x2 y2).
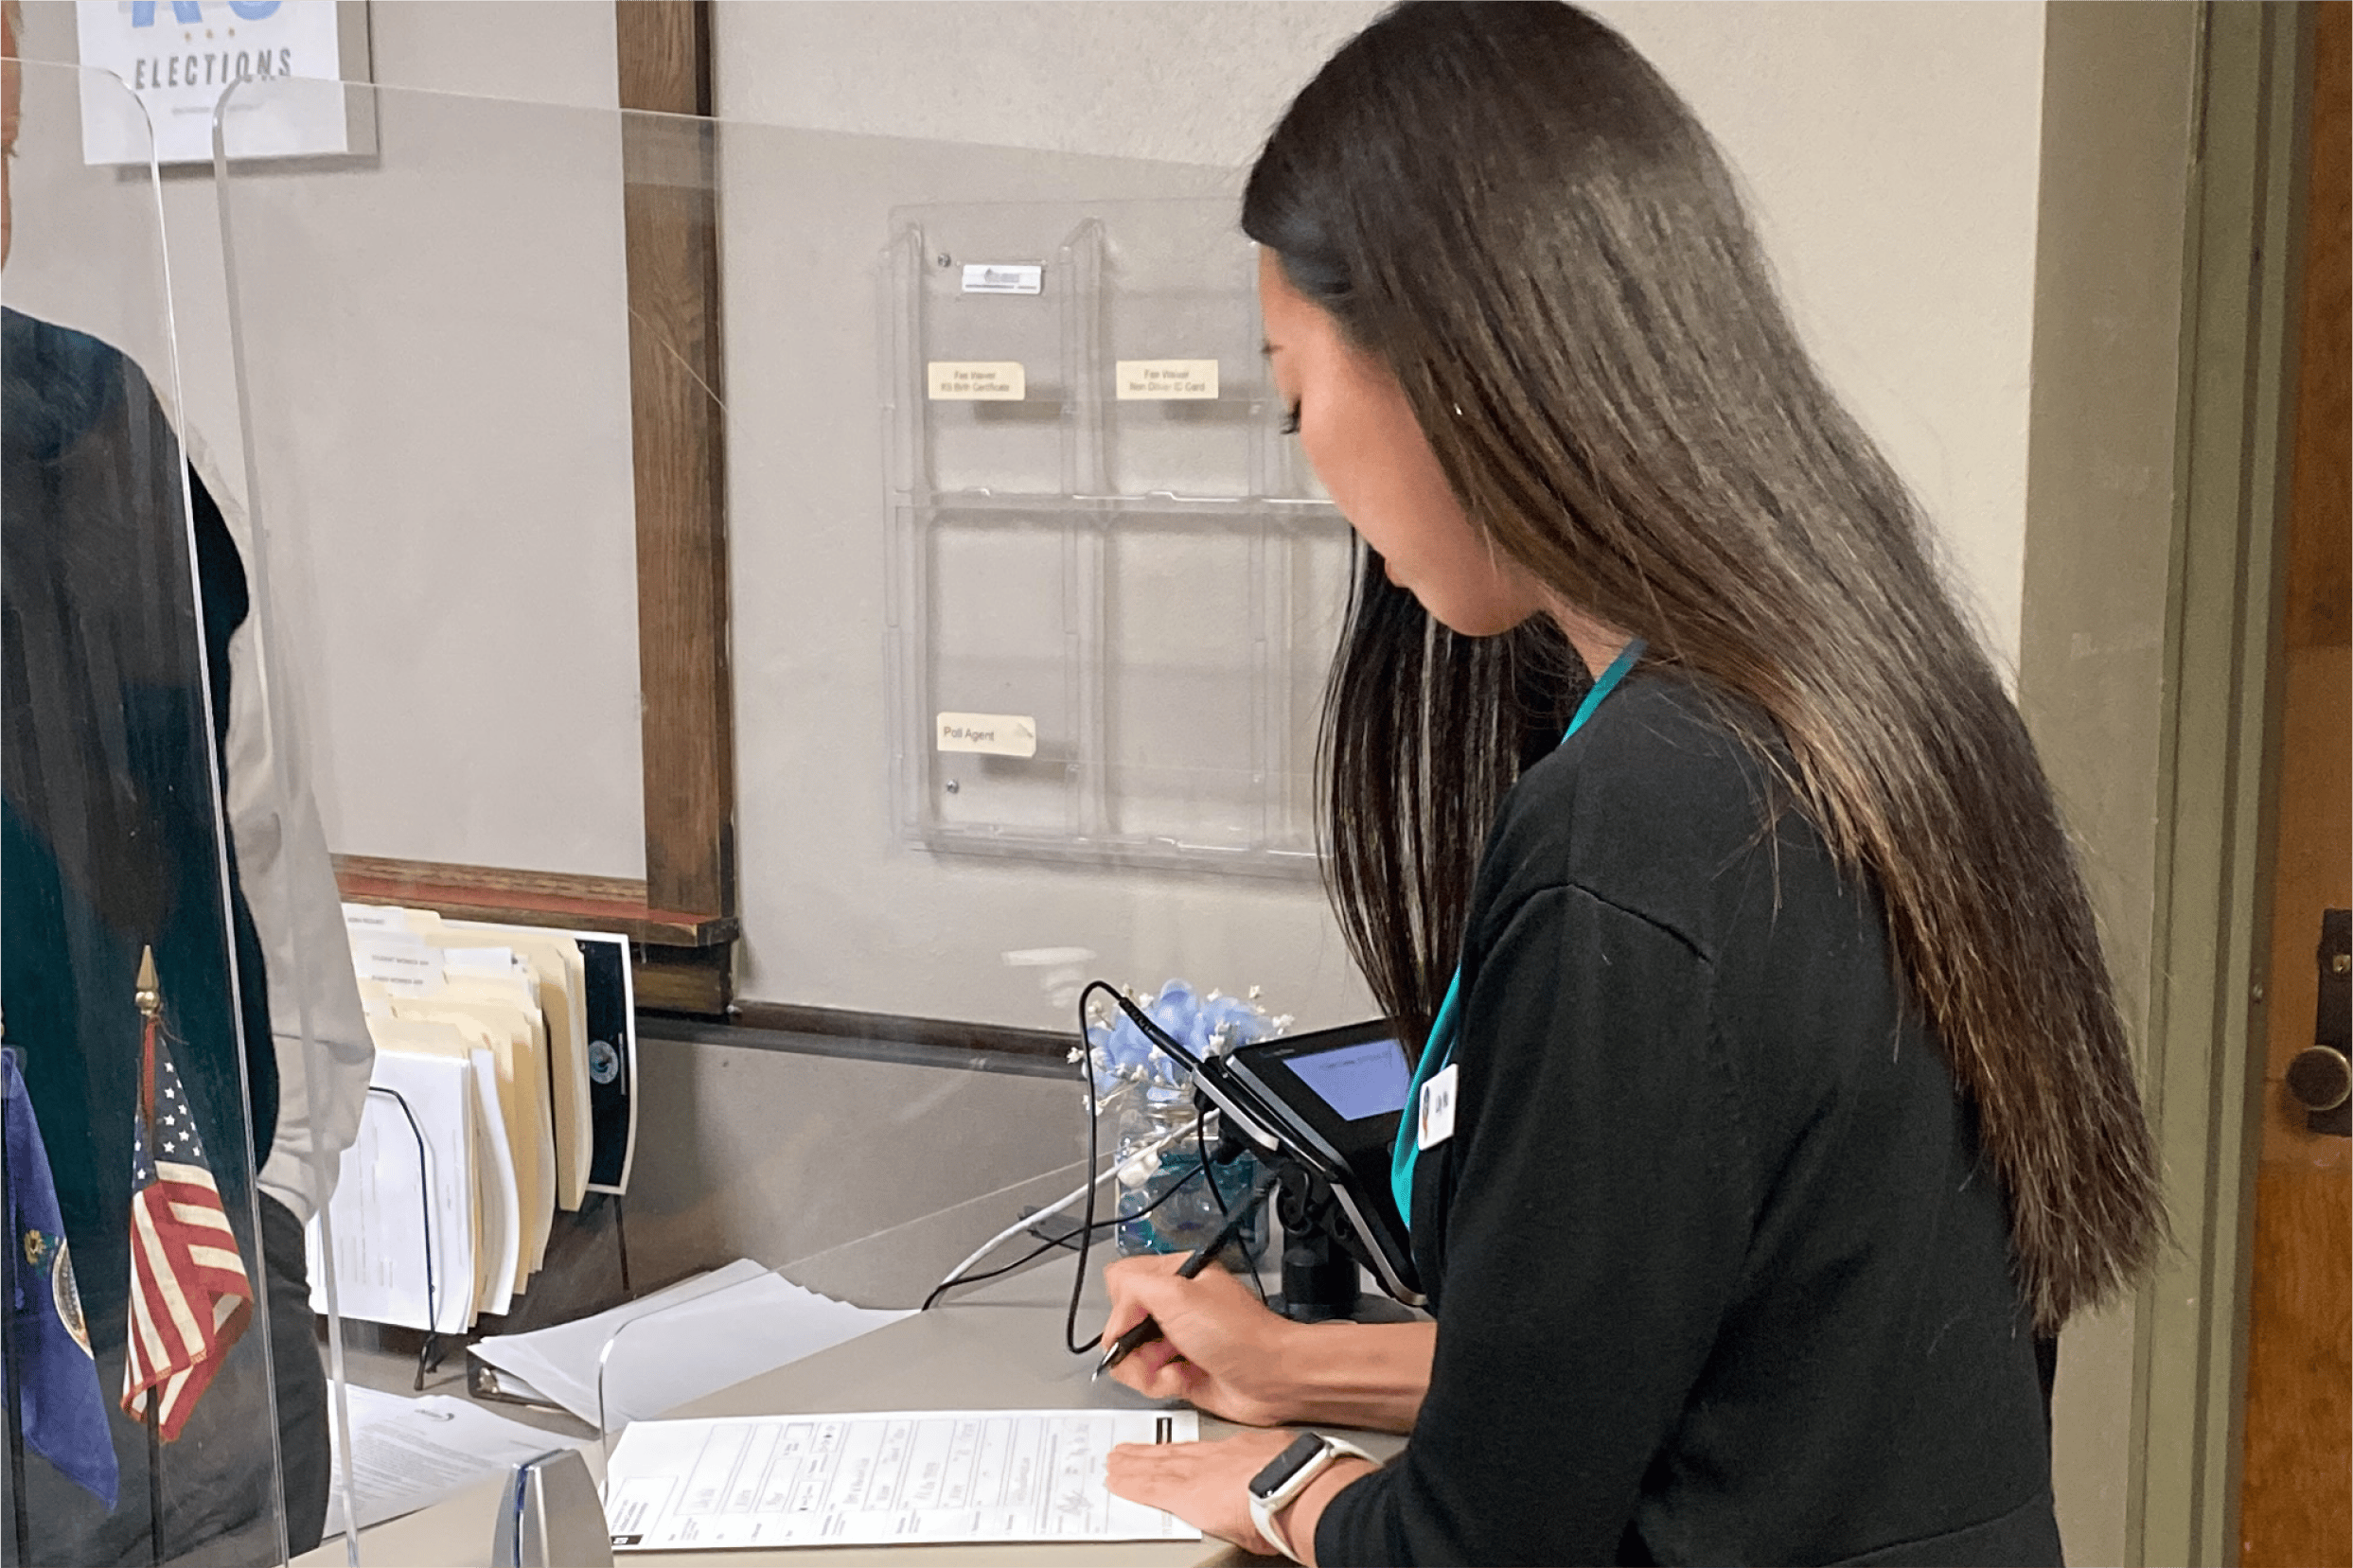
1098 1253 1304 1428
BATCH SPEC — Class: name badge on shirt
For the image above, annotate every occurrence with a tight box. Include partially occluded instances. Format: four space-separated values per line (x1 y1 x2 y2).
1417 1063 1459 1151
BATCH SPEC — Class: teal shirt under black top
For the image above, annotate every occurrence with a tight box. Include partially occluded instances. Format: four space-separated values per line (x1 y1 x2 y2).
1317 671 2060 1567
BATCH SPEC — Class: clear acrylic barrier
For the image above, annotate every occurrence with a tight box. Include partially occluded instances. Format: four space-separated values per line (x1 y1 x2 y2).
571 1065 1255 1444
210 75 1371 1018
205 70 1374 1557
2 60 306 1567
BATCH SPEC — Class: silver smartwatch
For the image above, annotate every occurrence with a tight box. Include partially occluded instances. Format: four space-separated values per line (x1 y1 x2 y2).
1247 1432 1375 1564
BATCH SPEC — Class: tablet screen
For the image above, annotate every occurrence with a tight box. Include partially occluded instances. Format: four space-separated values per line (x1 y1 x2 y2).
1282 1037 1412 1122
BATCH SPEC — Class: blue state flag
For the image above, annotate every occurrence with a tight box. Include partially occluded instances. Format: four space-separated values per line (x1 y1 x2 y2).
2 1048 119 1508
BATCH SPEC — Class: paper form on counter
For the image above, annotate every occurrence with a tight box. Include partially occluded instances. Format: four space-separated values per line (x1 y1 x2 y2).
323 1384 589 1534
602 1409 1200 1551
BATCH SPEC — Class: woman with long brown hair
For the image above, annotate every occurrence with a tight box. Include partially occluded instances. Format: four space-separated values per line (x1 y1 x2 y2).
1096 5 2161 1563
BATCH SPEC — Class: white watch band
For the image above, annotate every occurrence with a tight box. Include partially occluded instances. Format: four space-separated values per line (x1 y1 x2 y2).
1248 1436 1375 1564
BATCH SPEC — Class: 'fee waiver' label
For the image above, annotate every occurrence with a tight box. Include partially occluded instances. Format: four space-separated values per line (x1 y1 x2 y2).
928 361 1026 400
1114 359 1219 400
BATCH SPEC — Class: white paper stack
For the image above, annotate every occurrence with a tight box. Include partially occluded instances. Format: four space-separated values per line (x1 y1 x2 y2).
471 1260 911 1431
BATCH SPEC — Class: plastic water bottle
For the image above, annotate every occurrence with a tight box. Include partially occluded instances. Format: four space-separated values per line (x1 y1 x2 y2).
1114 1094 1265 1267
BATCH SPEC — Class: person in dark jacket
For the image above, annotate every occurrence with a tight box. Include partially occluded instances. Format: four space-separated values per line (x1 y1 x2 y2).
1098 7 2162 1564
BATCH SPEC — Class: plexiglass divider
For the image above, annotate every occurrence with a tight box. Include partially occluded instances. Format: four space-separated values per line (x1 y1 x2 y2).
3 60 304 1567
199 70 1359 1562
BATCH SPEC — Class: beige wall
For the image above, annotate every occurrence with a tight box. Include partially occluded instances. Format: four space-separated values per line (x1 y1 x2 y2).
718 0 2046 659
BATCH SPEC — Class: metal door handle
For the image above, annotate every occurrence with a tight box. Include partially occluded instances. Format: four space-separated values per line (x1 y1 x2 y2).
2293 910 2351 1136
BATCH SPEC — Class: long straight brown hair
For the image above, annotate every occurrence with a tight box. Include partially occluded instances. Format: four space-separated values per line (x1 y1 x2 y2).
1247 1 2160 1330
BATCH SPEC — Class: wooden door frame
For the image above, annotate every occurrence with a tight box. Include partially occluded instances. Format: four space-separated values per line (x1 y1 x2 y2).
2108 6 2306 1560
335 0 738 1014
2134 7 2316 1563
2019 4 2321 1564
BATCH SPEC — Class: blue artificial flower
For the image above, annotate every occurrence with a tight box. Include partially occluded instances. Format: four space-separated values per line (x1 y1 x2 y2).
1087 978 1276 1099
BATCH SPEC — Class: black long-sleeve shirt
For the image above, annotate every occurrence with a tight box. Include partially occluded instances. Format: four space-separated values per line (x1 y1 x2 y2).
1317 673 2061 1567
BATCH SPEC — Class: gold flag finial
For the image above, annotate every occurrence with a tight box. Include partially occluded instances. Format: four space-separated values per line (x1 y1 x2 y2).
134 946 161 1021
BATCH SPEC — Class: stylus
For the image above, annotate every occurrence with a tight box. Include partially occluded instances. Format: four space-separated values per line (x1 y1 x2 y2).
1095 1172 1278 1379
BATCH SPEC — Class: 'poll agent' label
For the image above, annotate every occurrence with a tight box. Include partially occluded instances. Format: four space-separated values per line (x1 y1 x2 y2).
928 361 1026 401
962 263 1043 295
1115 360 1219 400
936 713 1039 759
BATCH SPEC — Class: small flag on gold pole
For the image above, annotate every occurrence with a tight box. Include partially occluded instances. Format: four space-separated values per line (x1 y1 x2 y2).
121 946 255 1450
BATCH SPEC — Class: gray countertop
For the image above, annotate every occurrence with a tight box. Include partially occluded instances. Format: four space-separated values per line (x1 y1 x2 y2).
299 1260 1406 1567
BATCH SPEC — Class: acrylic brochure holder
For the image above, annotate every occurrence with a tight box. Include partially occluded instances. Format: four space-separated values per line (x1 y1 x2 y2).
884 202 1354 875
205 75 1183 1562
0 60 351 1568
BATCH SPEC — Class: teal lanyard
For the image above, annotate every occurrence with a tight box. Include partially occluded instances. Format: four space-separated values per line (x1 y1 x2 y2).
1389 638 1646 1229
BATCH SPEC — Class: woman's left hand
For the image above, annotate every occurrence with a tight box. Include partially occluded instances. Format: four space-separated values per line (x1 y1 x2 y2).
1106 1427 1373 1560
1106 1428 1295 1555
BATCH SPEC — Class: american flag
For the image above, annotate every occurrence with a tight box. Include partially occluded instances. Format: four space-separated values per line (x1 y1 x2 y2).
120 1017 253 1440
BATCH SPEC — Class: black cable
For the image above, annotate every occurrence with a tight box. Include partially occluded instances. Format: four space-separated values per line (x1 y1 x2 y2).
1196 1115 1228 1219
921 1154 1212 1312
1197 1113 1273 1305
1065 981 1126 1352
1061 981 1221 1354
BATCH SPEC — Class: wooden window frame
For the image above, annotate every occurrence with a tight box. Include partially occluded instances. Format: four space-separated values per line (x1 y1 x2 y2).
336 0 736 1015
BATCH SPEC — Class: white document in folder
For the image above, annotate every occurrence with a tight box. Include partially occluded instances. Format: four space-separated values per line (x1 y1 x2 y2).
328 904 621 1330
466 1046 523 1319
602 1409 1201 1551
307 1046 481 1335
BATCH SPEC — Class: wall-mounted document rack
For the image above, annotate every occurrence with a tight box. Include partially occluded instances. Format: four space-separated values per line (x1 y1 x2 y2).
882 200 1353 875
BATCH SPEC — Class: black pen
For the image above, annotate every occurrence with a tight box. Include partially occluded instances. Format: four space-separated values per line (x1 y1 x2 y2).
1095 1173 1277 1379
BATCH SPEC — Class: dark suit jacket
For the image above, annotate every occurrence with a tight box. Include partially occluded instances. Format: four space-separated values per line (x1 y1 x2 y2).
2 305 276 1336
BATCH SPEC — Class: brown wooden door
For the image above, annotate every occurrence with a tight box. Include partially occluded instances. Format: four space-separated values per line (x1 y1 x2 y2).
2237 6 2351 1565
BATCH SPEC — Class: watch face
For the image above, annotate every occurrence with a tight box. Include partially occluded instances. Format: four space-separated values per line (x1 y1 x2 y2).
1249 1432 1329 1498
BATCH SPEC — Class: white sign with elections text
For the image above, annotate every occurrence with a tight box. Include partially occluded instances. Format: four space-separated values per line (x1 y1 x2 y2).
76 0 370 166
